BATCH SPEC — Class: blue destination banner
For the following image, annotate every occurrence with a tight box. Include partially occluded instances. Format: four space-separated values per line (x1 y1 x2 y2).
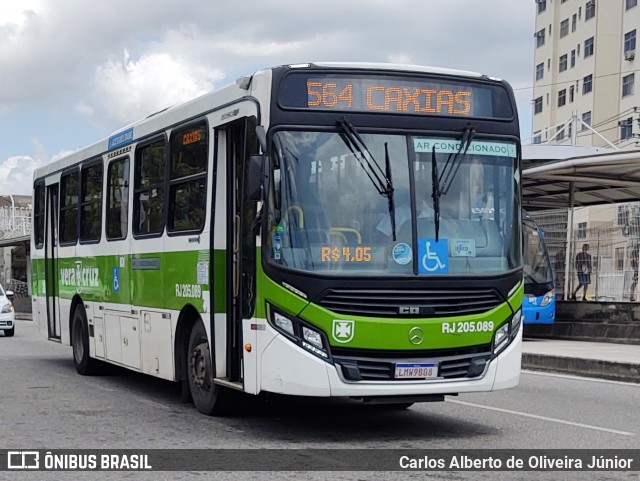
108 127 134 150
1 449 637 471
414 138 517 158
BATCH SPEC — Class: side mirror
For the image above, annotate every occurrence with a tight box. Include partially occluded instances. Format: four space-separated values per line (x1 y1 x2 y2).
6 290 14 300
247 154 270 202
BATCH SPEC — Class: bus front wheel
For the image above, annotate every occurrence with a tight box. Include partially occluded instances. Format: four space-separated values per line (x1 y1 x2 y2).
71 304 99 375
187 319 232 415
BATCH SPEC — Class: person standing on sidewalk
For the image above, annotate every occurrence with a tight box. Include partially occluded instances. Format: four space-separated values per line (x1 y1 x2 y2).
571 243 592 301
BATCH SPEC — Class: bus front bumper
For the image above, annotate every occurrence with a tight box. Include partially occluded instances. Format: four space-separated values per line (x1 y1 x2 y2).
256 323 522 398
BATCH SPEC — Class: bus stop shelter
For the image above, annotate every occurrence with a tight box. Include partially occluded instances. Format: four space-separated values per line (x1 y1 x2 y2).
522 144 640 211
522 144 640 304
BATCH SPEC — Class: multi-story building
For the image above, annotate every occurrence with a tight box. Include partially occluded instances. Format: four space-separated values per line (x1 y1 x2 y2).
531 0 640 149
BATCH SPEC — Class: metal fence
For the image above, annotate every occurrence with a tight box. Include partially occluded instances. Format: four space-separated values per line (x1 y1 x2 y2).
530 203 640 302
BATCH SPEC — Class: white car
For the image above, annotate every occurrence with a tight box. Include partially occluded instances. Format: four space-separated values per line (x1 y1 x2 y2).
0 283 15 337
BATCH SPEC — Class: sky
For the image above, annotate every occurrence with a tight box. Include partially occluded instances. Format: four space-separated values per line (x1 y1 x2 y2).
0 0 536 196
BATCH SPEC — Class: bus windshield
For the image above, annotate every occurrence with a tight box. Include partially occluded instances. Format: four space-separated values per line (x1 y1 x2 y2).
523 218 554 285
266 130 520 276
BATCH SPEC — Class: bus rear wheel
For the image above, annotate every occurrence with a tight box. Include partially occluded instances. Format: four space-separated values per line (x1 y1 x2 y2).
187 319 232 415
71 304 99 375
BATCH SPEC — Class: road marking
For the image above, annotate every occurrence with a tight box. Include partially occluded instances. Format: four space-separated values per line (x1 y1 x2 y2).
447 399 636 437
522 369 640 387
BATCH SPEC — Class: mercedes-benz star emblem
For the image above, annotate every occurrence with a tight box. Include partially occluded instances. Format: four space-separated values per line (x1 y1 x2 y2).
408 326 424 345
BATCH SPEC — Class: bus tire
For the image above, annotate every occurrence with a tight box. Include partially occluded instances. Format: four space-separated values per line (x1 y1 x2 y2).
4 326 14 337
187 319 232 415
71 304 99 375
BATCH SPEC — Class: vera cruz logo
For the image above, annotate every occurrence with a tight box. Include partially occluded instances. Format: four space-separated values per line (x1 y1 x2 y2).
60 261 100 294
332 320 355 343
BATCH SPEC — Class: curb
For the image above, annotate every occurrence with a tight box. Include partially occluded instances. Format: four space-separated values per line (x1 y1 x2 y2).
522 353 640 383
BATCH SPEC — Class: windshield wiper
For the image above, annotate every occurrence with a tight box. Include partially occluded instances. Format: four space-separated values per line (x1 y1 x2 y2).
337 117 397 240
431 126 476 241
384 142 396 240
440 126 475 195
431 146 441 242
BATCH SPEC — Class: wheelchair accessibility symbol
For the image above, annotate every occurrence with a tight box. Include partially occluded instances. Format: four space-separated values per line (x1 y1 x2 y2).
418 238 449 274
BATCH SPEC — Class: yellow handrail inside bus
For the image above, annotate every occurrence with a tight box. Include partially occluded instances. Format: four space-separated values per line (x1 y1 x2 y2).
285 205 304 228
330 227 362 244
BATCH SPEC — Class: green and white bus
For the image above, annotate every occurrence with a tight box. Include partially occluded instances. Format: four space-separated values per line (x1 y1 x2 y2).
31 62 523 414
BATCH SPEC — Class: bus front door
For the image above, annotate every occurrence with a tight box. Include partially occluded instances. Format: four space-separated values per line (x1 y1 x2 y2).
222 118 258 384
44 183 61 340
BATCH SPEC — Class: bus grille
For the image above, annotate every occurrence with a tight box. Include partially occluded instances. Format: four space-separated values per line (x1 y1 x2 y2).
332 346 492 381
316 288 502 318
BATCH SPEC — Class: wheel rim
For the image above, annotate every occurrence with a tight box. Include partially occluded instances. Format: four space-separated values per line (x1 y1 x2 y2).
190 341 211 391
73 318 84 364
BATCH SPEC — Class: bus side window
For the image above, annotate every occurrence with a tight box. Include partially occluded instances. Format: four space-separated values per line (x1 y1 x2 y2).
168 122 208 233
106 157 129 240
60 168 79 245
134 139 166 236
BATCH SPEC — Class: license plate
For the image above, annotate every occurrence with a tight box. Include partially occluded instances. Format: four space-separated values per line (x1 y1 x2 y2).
394 363 438 379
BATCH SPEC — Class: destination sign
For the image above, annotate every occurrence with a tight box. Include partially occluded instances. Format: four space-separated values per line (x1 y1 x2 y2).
279 74 513 119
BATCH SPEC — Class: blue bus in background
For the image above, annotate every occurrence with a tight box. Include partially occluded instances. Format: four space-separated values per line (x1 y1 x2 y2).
523 212 555 325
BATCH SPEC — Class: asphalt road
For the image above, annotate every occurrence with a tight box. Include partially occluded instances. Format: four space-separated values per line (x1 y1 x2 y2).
1 320 638 481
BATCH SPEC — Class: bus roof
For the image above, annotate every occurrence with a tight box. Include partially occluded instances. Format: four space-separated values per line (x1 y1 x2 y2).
33 62 493 180
307 62 485 80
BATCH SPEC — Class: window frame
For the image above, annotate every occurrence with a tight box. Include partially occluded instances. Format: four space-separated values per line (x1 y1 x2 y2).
627 0 638 10
59 167 80 246
536 29 546 48
106 156 131 242
534 96 543 114
538 0 547 14
585 1 596 20
558 89 567 107
624 29 636 53
620 117 633 140
34 181 45 249
584 37 594 58
560 19 569 38
583 74 593 94
533 131 542 144
79 158 104 244
622 73 635 97
581 111 592 131
536 63 544 81
167 119 209 236
559 54 568 72
577 221 587 239
133 135 168 239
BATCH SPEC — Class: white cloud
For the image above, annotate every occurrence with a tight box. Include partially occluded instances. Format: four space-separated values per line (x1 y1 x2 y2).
86 50 225 124
0 155 46 195
0 0 538 168
0 0 46 27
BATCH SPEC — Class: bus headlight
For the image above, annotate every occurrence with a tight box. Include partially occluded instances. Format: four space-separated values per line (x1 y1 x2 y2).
302 326 323 349
511 309 522 338
493 322 510 354
268 305 331 362
493 309 521 355
540 289 555 307
1 303 13 313
273 312 294 336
